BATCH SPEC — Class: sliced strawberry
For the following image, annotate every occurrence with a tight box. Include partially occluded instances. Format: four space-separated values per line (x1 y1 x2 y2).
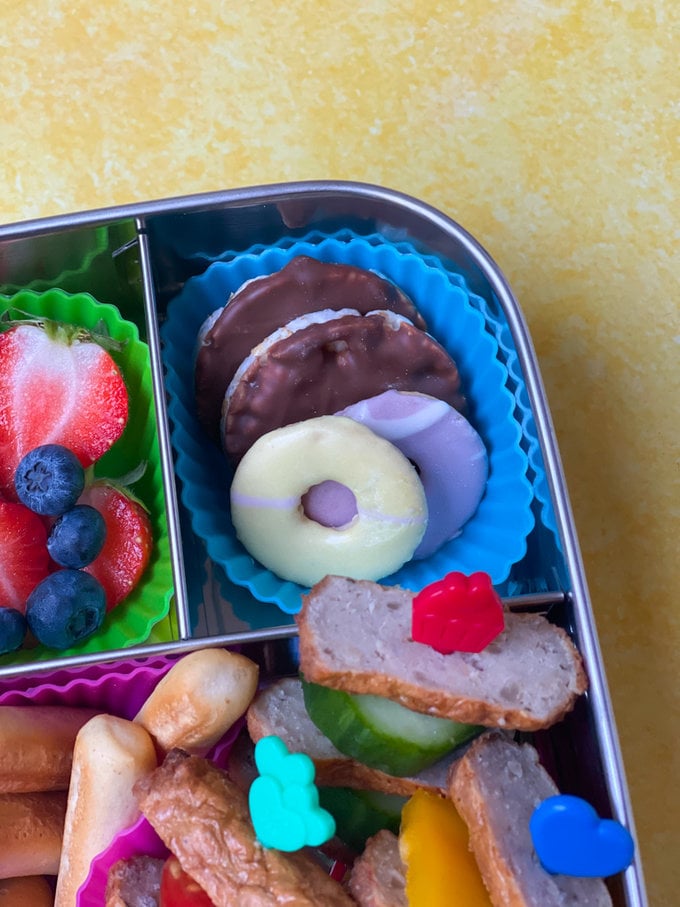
78 481 153 611
0 501 51 614
0 322 129 499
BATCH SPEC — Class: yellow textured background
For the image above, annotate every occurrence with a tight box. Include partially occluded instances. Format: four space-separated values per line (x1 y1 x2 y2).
1 1 678 902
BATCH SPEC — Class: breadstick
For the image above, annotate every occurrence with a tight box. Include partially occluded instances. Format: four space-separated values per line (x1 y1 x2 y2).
0 876 54 906
135 648 259 755
0 790 67 878
0 876 54 907
54 714 157 907
0 705 100 793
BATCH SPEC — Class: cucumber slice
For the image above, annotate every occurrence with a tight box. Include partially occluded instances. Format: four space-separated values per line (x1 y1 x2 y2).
301 678 482 776
319 786 407 852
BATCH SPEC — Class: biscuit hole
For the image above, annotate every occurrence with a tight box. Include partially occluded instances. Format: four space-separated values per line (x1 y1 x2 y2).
301 480 358 529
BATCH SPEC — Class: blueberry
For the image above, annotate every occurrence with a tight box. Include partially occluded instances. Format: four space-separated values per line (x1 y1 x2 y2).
0 607 27 655
47 505 106 568
15 444 85 516
26 570 106 650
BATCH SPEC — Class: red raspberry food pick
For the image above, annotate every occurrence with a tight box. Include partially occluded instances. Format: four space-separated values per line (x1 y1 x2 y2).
412 571 505 654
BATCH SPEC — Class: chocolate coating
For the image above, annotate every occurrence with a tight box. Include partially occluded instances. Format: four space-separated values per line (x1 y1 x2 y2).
194 256 426 438
223 311 466 463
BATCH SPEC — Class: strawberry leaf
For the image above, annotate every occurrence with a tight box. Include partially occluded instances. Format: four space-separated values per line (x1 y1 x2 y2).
0 307 127 352
88 462 151 512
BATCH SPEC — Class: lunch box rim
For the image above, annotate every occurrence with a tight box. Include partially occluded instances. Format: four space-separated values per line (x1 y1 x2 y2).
0 179 648 906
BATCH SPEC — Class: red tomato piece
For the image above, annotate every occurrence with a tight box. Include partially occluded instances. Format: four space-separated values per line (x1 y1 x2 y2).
160 855 214 907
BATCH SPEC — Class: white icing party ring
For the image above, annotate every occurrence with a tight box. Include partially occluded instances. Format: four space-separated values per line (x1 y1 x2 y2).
229 415 427 587
337 390 488 558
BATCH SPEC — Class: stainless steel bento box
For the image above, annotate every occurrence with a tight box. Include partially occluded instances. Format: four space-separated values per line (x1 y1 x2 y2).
0 181 648 906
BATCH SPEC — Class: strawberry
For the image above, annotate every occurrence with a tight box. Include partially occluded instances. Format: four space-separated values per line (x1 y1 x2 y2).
78 480 153 611
0 500 51 614
0 320 129 499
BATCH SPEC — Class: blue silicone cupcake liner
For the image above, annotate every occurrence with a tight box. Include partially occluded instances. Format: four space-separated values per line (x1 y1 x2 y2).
315 233 556 545
471 293 559 547
162 234 534 614
190 228 557 544
364 233 556 546
382 234 558 547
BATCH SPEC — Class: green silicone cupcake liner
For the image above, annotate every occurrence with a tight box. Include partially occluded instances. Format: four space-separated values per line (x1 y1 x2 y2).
0 289 174 664
0 226 110 296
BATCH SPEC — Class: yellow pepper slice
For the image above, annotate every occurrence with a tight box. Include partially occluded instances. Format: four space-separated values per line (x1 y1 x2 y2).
400 788 492 906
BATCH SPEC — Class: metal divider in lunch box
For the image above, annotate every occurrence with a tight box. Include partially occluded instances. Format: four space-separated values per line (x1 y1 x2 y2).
0 181 647 906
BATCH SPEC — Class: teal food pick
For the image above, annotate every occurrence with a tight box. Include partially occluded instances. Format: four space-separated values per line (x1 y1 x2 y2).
249 735 336 852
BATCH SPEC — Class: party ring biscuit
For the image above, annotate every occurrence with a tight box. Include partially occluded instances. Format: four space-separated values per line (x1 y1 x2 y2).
337 390 488 558
230 415 427 587
222 309 466 463
194 256 427 438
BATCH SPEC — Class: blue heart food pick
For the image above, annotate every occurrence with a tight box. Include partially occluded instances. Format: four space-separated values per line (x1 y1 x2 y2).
249 734 336 852
530 794 635 878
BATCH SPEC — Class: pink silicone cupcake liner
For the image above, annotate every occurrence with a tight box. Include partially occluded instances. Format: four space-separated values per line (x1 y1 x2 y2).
77 815 168 907
0 655 172 714
0 653 243 904
0 655 243 767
